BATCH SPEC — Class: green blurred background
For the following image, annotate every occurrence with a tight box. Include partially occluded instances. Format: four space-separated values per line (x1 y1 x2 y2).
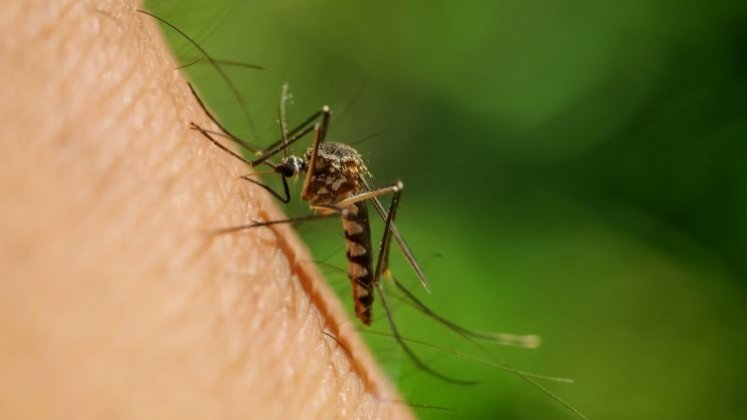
146 1 747 418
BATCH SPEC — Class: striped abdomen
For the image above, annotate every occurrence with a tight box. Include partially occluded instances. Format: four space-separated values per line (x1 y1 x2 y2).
341 201 374 325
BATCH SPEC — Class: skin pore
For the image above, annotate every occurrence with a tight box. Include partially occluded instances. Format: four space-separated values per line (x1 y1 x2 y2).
0 1 412 418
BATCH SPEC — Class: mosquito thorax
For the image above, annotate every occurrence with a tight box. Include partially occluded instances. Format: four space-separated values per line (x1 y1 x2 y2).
277 155 307 177
297 142 372 207
304 143 372 178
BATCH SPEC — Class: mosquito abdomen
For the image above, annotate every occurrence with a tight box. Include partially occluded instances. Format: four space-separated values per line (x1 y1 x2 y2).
342 201 374 325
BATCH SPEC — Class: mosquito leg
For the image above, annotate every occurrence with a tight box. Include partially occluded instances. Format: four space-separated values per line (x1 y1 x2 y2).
363 178 430 292
318 178 430 293
256 85 330 160
254 103 331 168
188 83 260 152
176 57 263 70
375 283 477 385
190 122 255 166
190 81 324 162
190 118 312 204
250 122 316 167
193 127 245 142
354 181 424 292
390 275 541 348
175 57 201 70
301 122 324 200
246 84 331 165
369 192 556 389
136 10 259 141
209 212 338 236
190 121 295 202
372 184 402 285
240 173 291 204
365 188 475 384
335 181 403 209
189 119 311 172
319 184 402 319
319 104 331 141
258 108 324 157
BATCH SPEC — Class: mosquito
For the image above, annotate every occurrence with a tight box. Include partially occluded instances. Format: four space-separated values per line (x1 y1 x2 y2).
187 83 586 395
138 9 587 418
188 82 476 381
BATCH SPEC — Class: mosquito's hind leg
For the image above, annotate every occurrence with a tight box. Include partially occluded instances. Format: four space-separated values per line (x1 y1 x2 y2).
364 178 430 293
390 275 542 348
369 187 476 384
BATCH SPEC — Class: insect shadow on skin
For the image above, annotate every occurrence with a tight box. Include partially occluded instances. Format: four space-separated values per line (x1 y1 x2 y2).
137 8 587 419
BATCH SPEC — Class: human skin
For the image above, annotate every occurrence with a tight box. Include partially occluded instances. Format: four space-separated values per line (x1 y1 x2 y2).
0 1 411 418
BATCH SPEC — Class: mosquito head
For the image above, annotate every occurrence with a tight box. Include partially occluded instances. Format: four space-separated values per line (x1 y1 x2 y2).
277 155 307 177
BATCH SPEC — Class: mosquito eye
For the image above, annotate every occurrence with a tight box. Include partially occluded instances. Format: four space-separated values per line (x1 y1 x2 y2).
278 156 305 177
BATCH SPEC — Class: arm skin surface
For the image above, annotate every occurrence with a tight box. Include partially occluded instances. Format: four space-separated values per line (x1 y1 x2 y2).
0 1 412 418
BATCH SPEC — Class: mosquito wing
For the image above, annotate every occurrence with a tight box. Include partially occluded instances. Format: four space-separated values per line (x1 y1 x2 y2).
361 178 432 293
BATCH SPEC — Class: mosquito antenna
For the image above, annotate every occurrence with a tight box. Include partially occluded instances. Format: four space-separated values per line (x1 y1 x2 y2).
136 9 260 143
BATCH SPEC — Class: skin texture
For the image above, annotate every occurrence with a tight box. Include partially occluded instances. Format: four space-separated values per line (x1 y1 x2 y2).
0 1 412 418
